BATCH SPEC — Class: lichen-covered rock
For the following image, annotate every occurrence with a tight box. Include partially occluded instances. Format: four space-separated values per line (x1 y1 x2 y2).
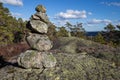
0 65 43 80
38 53 120 80
30 20 48 33
0 53 120 80
26 33 52 51
17 50 43 69
31 12 49 23
1 36 120 80
53 37 120 67
53 37 80 53
42 52 57 68
17 50 56 69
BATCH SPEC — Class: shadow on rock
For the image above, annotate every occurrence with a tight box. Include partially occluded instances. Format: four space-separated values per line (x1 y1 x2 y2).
0 56 24 69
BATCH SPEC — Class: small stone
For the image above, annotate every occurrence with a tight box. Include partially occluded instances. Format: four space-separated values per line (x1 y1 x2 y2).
30 20 48 33
35 5 46 13
26 33 53 51
81 52 87 55
31 14 40 20
34 12 49 23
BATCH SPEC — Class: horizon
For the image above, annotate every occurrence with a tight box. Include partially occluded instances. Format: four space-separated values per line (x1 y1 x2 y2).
0 0 120 31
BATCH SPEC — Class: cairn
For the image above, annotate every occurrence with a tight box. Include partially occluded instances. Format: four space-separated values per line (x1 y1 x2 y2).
17 5 56 69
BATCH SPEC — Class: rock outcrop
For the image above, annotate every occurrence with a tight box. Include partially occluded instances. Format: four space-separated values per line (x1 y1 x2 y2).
0 52 120 80
17 5 56 69
0 37 120 80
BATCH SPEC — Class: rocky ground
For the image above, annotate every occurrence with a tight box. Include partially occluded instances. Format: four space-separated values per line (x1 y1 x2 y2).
0 37 120 80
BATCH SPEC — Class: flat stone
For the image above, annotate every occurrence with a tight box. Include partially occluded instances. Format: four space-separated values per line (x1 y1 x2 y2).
31 14 40 20
34 12 49 23
30 20 48 33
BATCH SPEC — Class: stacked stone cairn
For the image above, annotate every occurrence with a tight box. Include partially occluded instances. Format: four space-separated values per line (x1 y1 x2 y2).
17 5 56 69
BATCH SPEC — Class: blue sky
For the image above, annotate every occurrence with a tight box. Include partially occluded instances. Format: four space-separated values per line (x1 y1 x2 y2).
0 0 120 31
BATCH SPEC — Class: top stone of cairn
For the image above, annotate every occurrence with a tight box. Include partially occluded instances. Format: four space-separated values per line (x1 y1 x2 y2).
35 5 46 13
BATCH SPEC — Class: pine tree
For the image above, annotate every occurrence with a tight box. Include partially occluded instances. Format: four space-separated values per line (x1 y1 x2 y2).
94 33 105 44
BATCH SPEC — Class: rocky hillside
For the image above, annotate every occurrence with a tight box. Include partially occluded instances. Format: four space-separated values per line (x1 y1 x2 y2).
53 37 120 67
0 37 120 80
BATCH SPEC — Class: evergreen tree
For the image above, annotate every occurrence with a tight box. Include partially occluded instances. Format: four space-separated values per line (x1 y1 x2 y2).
104 23 116 32
116 24 120 31
57 27 68 37
65 22 72 37
71 23 86 38
94 33 105 44
65 22 86 38
99 23 120 47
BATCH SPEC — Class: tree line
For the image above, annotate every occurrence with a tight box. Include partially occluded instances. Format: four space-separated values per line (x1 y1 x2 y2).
47 22 120 47
0 3 28 46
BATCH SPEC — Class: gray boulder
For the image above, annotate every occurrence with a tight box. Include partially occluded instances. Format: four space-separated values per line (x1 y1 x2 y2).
30 20 48 33
17 50 56 69
17 50 43 69
26 33 52 51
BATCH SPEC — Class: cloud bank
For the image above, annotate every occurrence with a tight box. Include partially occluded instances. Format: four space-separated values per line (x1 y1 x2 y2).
11 12 22 17
101 2 120 7
0 0 23 6
55 10 87 19
87 19 111 24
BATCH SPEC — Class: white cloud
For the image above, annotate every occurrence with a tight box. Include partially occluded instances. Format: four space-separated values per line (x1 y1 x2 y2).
0 0 23 6
11 12 22 17
55 10 87 19
88 12 92 15
101 2 120 7
88 19 112 24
